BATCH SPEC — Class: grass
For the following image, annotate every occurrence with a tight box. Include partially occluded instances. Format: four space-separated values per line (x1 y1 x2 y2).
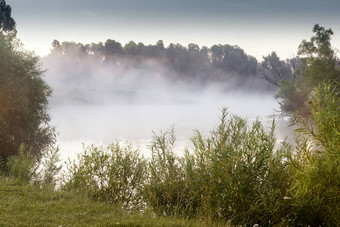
0 176 223 226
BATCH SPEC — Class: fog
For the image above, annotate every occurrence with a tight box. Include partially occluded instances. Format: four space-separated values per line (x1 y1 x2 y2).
42 53 292 161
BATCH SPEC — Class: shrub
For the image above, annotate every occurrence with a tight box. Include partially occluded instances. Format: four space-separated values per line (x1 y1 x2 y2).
143 110 292 225
288 82 340 226
63 142 147 210
6 144 39 184
184 109 292 225
39 147 62 187
5 144 61 186
143 126 193 217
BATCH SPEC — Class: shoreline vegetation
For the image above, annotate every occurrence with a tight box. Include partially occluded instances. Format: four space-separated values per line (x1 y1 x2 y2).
2 85 339 225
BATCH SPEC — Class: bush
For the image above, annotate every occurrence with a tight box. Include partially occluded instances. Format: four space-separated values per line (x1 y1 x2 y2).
143 126 193 217
288 82 340 226
143 110 292 225
5 144 61 186
39 147 62 187
183 109 292 225
63 142 147 210
6 144 39 184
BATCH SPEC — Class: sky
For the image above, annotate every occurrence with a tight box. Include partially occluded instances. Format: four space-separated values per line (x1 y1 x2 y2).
7 0 340 60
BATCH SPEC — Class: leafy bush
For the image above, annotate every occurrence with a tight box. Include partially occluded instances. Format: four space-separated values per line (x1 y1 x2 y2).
6 144 39 184
5 144 61 186
288 82 340 226
63 142 147 210
142 110 292 225
183 109 292 225
143 127 193 217
39 147 62 187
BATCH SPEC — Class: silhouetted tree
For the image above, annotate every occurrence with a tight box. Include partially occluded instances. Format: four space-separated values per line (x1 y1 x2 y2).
104 39 123 61
261 52 296 86
0 0 15 35
124 41 138 56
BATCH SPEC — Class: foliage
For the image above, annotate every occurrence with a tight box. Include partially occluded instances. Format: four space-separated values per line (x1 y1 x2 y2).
5 144 61 186
0 34 55 163
48 39 260 83
261 51 299 86
185 109 292 225
141 110 292 225
63 143 147 210
297 25 340 89
142 101 339 225
6 144 39 184
143 126 193 217
288 82 340 226
267 24 340 116
39 147 62 187
0 0 16 35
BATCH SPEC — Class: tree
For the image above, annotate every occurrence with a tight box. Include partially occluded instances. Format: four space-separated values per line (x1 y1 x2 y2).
123 40 138 56
261 52 298 86
51 40 62 54
210 44 258 77
297 24 339 88
0 0 15 35
0 34 55 163
89 42 104 60
104 39 123 61
266 24 339 116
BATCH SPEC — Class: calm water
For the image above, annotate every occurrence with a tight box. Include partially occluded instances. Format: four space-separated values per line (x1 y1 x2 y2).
49 91 290 162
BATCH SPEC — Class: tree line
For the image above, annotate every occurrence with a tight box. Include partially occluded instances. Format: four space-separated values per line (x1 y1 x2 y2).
50 39 259 83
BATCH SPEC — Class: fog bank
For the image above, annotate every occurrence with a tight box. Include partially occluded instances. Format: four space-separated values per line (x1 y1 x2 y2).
42 52 290 161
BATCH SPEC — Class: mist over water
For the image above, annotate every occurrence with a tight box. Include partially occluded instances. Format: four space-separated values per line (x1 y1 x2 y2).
42 53 291 161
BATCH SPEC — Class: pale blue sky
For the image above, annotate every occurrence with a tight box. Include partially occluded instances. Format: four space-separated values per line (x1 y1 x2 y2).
7 0 340 60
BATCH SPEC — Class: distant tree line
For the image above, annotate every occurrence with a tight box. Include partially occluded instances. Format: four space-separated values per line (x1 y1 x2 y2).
49 29 339 116
49 39 260 84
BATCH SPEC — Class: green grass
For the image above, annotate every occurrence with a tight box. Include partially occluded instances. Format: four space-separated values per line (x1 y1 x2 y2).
0 176 223 226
